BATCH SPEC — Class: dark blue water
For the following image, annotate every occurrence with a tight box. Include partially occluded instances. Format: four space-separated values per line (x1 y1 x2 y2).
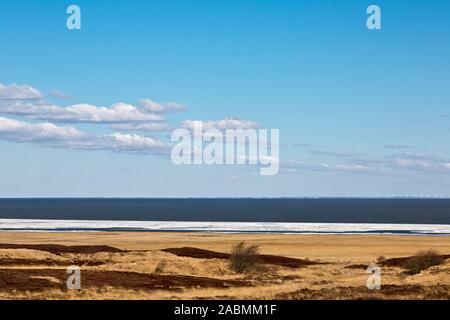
0 198 449 224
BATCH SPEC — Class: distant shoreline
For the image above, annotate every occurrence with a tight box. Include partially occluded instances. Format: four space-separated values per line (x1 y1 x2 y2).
1 219 449 235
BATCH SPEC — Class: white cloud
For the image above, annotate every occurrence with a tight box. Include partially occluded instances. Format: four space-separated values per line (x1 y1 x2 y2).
284 160 375 173
182 117 259 131
0 84 43 100
110 122 170 132
139 99 186 113
101 133 167 152
0 84 189 124
308 150 360 158
0 101 163 123
0 117 84 143
386 153 450 173
49 90 72 100
284 153 450 175
0 116 168 154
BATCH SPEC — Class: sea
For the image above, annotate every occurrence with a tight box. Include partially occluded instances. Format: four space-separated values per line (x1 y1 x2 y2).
0 198 449 235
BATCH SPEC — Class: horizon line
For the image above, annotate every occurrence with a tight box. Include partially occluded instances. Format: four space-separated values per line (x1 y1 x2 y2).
1 197 450 200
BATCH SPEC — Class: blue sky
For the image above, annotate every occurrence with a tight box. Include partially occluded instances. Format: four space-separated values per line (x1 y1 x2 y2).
0 0 450 197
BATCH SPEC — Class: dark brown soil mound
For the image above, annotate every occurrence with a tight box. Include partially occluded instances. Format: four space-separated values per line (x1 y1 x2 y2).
345 264 369 269
380 254 450 268
162 247 229 259
0 243 123 255
275 284 450 300
0 258 106 267
162 247 322 268
344 254 450 271
0 268 250 292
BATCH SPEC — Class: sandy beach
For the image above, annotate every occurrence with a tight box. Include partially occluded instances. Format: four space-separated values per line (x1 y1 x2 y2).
0 232 449 300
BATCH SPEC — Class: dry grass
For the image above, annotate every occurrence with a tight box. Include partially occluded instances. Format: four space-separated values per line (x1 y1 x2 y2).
229 242 260 273
0 233 449 300
404 250 445 275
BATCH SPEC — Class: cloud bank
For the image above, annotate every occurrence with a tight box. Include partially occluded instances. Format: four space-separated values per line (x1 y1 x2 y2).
284 153 450 175
0 84 43 100
0 83 179 155
182 116 259 131
0 117 169 154
0 117 84 143
0 102 164 123
139 99 186 113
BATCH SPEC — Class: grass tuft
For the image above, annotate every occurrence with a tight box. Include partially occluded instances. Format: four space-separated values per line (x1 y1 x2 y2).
229 242 260 273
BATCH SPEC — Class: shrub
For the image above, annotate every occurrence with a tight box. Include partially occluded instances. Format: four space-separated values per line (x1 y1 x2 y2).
229 242 260 273
377 256 386 263
404 250 444 275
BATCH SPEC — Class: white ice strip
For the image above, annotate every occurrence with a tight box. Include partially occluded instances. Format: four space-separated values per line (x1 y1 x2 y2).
0 219 449 234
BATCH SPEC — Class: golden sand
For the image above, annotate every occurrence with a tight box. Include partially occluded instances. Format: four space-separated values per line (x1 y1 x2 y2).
0 232 449 300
